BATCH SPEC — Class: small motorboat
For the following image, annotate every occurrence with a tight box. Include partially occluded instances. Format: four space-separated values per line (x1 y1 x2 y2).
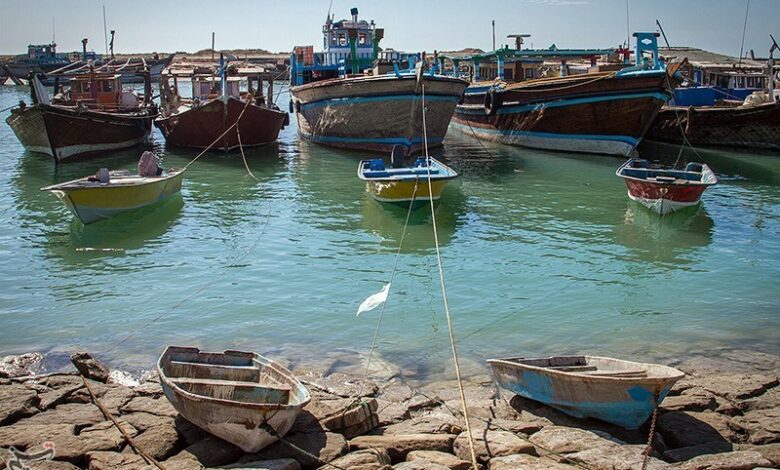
616 158 718 215
488 355 685 429
41 152 184 224
358 147 458 209
158 346 310 453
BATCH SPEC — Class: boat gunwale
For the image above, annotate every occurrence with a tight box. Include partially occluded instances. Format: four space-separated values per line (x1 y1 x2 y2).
291 72 470 93
615 160 718 187
487 354 685 383
157 346 311 412
40 168 186 192
357 157 459 183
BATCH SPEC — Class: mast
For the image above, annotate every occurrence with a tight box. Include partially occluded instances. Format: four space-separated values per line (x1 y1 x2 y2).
103 5 108 56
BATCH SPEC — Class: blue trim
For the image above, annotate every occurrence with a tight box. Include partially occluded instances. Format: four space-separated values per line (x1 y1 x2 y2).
451 121 638 146
300 131 444 147
498 91 668 115
301 94 459 110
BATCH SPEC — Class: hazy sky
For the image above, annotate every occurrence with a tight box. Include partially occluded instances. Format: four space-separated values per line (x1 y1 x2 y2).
0 0 777 58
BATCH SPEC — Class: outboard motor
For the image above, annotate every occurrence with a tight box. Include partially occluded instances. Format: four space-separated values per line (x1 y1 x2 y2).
390 144 405 168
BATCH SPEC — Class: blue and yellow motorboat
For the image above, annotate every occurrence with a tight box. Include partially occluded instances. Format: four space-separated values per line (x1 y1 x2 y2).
357 150 458 209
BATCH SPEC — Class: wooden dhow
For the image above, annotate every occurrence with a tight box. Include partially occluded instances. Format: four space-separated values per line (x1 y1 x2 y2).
444 32 679 156
289 8 468 155
158 346 310 453
42 153 184 224
6 69 155 163
155 56 288 151
489 355 685 429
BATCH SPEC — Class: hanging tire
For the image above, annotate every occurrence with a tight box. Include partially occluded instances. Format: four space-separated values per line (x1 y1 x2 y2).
484 90 502 116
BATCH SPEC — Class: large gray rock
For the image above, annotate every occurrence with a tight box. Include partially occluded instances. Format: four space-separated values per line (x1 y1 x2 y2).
301 373 379 399
393 461 450 470
527 426 622 455
730 406 780 444
133 381 164 398
120 396 178 417
122 412 174 433
218 458 301 470
688 374 779 401
663 441 734 462
87 451 154 470
452 429 535 463
132 421 182 460
739 443 780 466
70 352 110 383
349 434 456 461
488 454 577 470
20 403 105 427
384 414 463 436
0 352 44 378
68 380 137 415
671 449 773 469
316 449 390 470
38 383 84 410
171 436 243 468
376 399 411 426
657 411 738 448
257 431 348 467
0 383 39 425
660 388 717 412
406 450 473 470
301 397 379 438
566 445 667 470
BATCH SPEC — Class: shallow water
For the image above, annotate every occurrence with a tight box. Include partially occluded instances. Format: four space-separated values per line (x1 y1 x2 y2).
1 84 779 381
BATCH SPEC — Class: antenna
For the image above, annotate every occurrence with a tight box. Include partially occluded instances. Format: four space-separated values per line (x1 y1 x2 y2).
492 20 496 51
625 0 630 48
738 0 751 68
656 19 671 48
102 5 108 55
327 0 334 21
52 17 55 43
211 32 215 62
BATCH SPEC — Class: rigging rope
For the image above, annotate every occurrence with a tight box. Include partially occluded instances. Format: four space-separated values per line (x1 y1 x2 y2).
421 83 479 470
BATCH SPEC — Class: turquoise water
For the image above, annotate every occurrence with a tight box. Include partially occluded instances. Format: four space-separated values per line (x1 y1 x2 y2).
1 84 779 380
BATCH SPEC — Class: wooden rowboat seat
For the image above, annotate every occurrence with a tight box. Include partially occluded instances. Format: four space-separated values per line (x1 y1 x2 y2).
170 377 292 405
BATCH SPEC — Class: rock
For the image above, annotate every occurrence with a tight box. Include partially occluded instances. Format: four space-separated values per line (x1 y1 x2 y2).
133 421 182 460
122 412 174 432
302 373 379 398
393 460 450 470
566 445 667 470
38 374 83 390
378 382 416 403
218 458 301 469
406 450 473 470
26 461 82 469
657 411 738 448
690 374 779 401
317 449 390 470
660 388 717 412
406 395 440 413
302 397 379 438
120 396 178 417
172 436 243 468
738 385 780 412
443 398 521 421
0 423 77 449
730 407 780 444
349 434 456 461
376 399 411 426
488 454 576 470
87 451 154 469
0 352 44 378
38 384 84 410
453 429 535 463
740 443 780 465
257 431 348 467
174 415 209 446
68 380 137 415
671 449 773 469
20 403 105 427
163 450 206 470
528 426 622 455
476 419 542 436
0 383 39 425
663 442 734 462
133 381 164 398
384 414 463 436
70 352 110 383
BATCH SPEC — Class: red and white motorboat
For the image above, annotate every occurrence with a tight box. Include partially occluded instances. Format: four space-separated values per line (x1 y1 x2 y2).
616 159 718 215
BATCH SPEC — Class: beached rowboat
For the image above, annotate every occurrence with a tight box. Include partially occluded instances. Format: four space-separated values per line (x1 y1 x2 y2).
616 158 718 215
158 346 310 453
489 355 685 429
358 155 458 209
42 167 184 224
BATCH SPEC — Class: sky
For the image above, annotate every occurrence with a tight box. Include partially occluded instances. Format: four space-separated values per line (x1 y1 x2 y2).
0 0 777 58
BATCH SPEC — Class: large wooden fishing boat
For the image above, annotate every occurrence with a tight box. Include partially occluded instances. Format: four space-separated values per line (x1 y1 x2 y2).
445 33 679 156
489 355 685 429
158 346 310 453
289 8 468 155
6 69 155 163
155 56 288 151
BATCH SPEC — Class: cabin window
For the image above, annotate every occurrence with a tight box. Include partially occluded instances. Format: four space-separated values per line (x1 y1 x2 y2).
338 33 346 46
525 68 534 79
331 34 338 46
504 69 513 80
747 77 755 88
102 81 113 92
358 32 367 45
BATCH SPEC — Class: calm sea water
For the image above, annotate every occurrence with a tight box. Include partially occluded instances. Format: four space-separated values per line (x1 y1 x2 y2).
1 84 779 380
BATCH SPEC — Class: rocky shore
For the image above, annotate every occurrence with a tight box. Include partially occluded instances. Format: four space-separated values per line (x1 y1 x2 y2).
1 350 779 470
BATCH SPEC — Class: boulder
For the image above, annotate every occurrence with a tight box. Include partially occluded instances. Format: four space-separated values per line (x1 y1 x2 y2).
453 429 535 463
393 460 450 470
384 414 463 436
162 450 206 470
304 397 379 438
133 421 182 460
730 406 780 444
671 449 773 469
663 442 734 462
6 420 137 462
566 444 667 470
349 434 456 461
301 373 378 399
172 436 243 468
122 412 174 433
376 399 411 426
120 396 178 417
38 384 84 410
25 461 82 469
173 415 209 446
316 449 390 470
19 403 105 427
257 431 348 467
657 411 738 448
87 450 154 469
660 388 717 412
0 383 39 425
739 443 780 466
133 381 164 398
70 352 110 383
487 454 576 470
0 352 44 378
527 426 622 455
218 458 301 469
689 374 779 401
68 380 137 415
406 450 473 470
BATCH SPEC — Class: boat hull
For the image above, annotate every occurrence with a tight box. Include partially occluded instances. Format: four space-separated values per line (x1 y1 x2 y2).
155 97 287 151
489 356 684 429
6 104 152 162
291 74 468 155
366 179 450 208
624 180 707 215
452 72 673 156
48 170 185 224
645 101 780 151
158 347 310 453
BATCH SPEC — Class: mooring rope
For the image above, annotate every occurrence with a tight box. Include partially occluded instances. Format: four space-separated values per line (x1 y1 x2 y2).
421 83 479 470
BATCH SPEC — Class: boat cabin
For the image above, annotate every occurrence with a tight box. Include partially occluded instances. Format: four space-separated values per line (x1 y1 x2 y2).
69 74 124 105
191 76 241 100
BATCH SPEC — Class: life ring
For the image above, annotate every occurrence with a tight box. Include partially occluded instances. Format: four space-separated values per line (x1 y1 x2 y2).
484 89 502 116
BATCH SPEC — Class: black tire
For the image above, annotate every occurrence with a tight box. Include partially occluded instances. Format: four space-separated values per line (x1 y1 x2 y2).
484 90 502 116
